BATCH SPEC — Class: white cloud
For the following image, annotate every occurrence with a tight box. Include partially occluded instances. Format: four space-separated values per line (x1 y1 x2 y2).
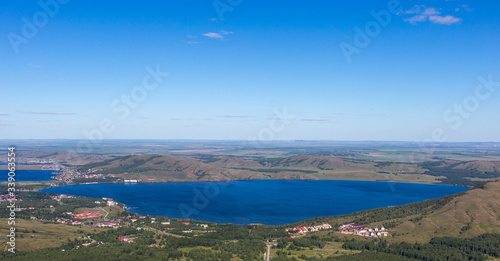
19 111 76 115
202 32 224 39
422 8 441 16
26 63 42 68
403 5 462 25
201 30 235 40
455 5 473 12
404 5 426 14
405 15 428 23
217 115 249 118
429 15 462 25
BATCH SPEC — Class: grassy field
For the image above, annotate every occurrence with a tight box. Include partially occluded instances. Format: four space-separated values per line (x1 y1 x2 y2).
274 241 361 260
0 219 105 252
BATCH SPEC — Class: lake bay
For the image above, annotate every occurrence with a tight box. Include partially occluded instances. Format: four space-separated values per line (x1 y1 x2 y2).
41 180 468 225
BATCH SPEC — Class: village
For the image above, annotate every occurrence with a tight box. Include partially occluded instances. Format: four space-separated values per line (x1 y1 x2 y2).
285 223 333 238
2 191 222 247
52 167 142 185
283 222 390 238
339 222 390 238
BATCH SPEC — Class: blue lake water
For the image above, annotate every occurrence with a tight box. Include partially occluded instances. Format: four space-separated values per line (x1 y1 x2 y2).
41 180 468 225
1 170 58 182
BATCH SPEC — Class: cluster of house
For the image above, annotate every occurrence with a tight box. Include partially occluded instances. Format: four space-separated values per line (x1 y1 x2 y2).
180 222 209 229
91 221 120 228
56 218 82 225
285 223 333 238
118 237 134 242
52 166 145 184
86 168 105 173
340 223 389 237
72 211 102 219
0 194 15 202
51 194 75 201
54 168 107 184
79 173 106 179
13 158 54 164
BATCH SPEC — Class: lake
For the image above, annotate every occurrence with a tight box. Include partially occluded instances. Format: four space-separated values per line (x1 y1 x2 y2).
41 180 468 225
1 170 59 182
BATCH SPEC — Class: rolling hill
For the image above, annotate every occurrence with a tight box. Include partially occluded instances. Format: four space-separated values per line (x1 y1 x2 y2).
77 154 261 182
393 180 500 242
304 180 500 243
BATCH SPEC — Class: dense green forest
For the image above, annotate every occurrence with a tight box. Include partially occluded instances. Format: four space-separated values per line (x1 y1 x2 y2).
341 234 500 261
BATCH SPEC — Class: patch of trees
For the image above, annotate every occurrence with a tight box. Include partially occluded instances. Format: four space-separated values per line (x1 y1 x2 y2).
343 189 467 226
419 161 500 186
375 162 393 168
232 167 318 174
77 156 130 171
0 192 104 220
341 233 500 260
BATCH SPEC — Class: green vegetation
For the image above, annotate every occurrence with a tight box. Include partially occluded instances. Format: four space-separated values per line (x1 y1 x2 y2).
419 161 500 186
341 234 500 261
232 167 319 174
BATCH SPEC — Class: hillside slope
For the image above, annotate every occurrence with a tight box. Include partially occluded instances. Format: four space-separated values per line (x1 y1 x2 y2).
394 180 500 242
298 180 500 243
78 155 264 182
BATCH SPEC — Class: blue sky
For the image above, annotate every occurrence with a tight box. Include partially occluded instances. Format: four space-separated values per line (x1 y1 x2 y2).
1 0 499 141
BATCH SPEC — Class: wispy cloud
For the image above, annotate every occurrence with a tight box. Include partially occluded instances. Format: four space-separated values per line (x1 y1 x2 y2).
218 115 248 118
19 111 76 115
301 118 330 122
186 35 202 45
0 113 9 116
202 30 235 40
403 6 462 25
429 15 462 25
27 63 42 68
203 32 224 39
455 5 473 12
